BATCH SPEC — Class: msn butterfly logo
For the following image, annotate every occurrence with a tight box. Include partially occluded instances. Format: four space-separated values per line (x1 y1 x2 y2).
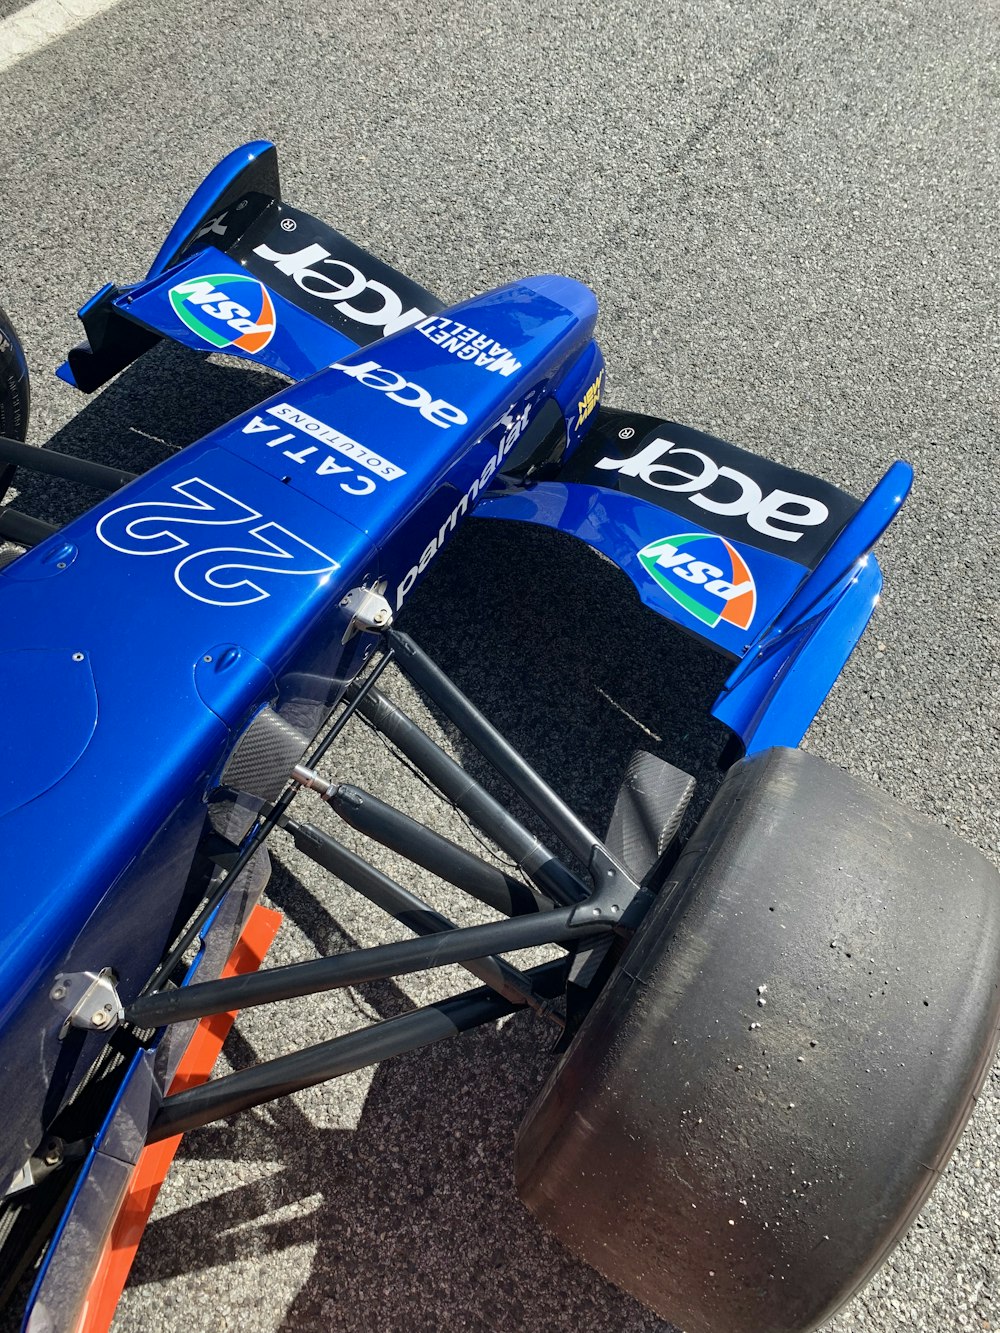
637 532 757 631
168 273 276 354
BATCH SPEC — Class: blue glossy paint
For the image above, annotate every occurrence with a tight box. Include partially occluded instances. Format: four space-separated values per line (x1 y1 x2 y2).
712 554 884 752
478 459 911 752
758 461 912 643
554 340 605 456
55 283 120 387
54 358 76 387
122 248 359 381
147 140 277 280
476 482 806 660
0 650 97 819
711 461 912 752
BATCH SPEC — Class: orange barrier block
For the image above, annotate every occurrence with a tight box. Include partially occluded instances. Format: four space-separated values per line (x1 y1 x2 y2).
77 904 283 1333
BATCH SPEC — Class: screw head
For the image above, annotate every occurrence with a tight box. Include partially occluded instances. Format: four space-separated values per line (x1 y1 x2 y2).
50 984 66 1001
91 1009 109 1028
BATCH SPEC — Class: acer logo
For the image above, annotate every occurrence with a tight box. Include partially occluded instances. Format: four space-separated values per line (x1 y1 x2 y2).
596 438 829 543
252 241 428 336
331 359 468 429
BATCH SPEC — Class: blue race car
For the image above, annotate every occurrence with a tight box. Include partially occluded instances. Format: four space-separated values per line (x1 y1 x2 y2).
0 141 997 1333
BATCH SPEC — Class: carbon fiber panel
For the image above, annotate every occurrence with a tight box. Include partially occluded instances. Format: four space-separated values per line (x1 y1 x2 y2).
220 706 311 803
603 751 695 882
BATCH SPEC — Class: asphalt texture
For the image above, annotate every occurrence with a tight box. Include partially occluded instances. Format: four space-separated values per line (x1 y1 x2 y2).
0 1 998 1330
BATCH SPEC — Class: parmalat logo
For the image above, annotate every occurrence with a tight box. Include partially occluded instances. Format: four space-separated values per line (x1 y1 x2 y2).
637 532 756 631
168 273 276 354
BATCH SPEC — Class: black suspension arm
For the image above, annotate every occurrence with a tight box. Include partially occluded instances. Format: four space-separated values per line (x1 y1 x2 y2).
325 784 552 916
0 436 137 491
0 509 58 547
148 959 568 1141
355 685 588 906
281 818 558 1016
388 630 604 868
126 906 607 1029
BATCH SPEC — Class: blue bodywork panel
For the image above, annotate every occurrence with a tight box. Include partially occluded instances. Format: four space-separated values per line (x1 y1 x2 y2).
123 248 359 381
476 482 806 660
0 270 597 1190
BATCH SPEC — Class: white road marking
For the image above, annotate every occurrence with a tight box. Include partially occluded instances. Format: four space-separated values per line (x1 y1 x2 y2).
0 0 124 74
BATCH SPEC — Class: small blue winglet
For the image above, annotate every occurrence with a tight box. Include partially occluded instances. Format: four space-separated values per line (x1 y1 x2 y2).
147 139 279 280
712 460 914 754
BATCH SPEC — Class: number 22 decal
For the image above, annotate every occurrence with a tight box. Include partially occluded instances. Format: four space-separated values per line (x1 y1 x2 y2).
96 477 339 607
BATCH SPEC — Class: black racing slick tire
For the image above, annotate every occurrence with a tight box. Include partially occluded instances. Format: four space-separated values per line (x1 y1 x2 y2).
0 305 30 443
515 746 1000 1333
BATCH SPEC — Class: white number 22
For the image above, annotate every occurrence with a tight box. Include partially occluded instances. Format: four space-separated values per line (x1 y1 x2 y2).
96 477 339 607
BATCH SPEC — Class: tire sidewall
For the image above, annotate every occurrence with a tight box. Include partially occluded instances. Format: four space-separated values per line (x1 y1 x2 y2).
0 305 30 443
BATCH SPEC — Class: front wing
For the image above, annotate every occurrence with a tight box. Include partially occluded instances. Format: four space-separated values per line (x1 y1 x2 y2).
57 140 912 757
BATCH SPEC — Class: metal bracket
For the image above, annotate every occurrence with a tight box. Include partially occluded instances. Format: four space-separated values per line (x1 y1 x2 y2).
340 582 393 644
4 1137 88 1198
49 968 124 1038
568 845 649 931
4 1140 65 1198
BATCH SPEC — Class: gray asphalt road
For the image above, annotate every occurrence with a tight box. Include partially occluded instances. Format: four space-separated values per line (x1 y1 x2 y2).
1 0 998 1330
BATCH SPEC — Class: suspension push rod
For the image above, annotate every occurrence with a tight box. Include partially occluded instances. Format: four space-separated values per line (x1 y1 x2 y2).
387 630 609 870
321 784 551 917
382 630 649 930
148 959 569 1140
354 685 588 907
280 817 559 1018
126 906 609 1029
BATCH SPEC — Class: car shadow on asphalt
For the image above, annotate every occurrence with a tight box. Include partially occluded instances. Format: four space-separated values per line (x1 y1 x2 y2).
398 514 732 839
127 1009 678 1333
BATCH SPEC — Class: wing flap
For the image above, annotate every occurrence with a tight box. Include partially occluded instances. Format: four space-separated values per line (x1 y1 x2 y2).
480 408 911 752
58 141 446 392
